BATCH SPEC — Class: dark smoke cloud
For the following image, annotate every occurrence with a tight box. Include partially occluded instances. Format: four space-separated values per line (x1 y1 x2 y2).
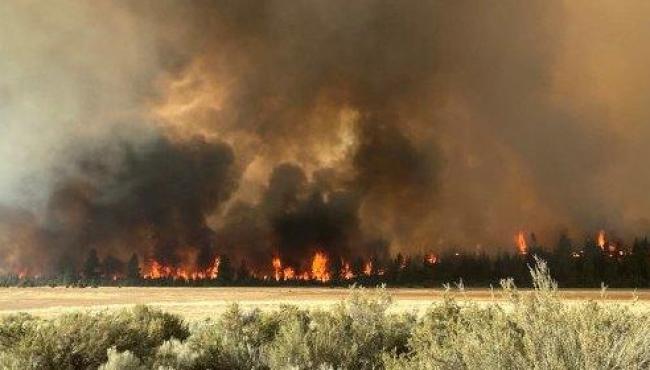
353 118 440 246
265 164 362 266
1 136 237 273
217 163 383 271
2 1 650 272
154 0 445 250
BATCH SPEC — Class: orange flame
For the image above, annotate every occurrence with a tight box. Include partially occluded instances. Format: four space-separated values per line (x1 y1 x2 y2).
425 253 438 265
311 251 330 282
363 261 373 276
283 266 295 280
515 231 528 255
597 230 606 250
341 262 354 280
272 257 282 281
146 260 165 279
206 256 220 279
144 256 220 280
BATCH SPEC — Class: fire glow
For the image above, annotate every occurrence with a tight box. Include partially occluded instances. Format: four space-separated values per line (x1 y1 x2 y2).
2 230 633 282
270 251 333 282
516 231 528 255
144 256 220 280
597 230 606 250
262 251 410 283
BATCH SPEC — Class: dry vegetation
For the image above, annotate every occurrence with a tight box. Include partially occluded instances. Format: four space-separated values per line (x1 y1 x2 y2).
1 286 648 320
1 259 650 369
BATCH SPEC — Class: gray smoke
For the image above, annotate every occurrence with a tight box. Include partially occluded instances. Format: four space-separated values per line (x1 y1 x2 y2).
2 1 650 273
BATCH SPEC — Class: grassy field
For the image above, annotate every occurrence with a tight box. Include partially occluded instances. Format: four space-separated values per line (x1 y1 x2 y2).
1 286 648 319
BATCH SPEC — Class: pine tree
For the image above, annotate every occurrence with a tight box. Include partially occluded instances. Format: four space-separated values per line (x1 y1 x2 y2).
352 257 365 277
236 260 250 282
631 238 650 286
57 254 77 287
218 255 234 284
126 253 141 282
582 239 603 287
552 232 573 285
330 256 343 284
83 249 101 281
102 255 125 279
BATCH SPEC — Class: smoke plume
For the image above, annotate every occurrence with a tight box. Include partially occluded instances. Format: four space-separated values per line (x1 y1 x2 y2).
2 1 650 273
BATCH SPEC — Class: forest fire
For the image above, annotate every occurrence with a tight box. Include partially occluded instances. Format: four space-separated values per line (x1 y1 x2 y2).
516 231 528 255
283 267 295 280
1 229 647 288
144 257 220 280
268 252 333 282
425 253 438 265
1 230 648 289
311 252 330 282
272 257 282 281
0 0 649 299
598 230 606 250
363 261 373 276
341 263 354 280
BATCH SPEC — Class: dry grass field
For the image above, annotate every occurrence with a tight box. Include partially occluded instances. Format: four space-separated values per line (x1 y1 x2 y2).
1 286 649 320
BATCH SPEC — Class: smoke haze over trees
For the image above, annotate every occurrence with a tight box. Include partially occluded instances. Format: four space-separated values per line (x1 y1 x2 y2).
2 1 650 276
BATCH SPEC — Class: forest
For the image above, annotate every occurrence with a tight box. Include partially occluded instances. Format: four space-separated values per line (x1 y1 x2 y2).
3 234 650 289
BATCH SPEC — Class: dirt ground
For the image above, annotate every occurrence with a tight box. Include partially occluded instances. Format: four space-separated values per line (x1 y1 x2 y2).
0 287 648 320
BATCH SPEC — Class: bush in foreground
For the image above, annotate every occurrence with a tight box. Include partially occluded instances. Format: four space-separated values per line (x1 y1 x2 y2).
0 305 188 369
384 259 650 369
0 257 648 369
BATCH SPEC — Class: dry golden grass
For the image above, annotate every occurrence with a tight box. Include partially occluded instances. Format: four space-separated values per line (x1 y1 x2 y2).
1 287 649 320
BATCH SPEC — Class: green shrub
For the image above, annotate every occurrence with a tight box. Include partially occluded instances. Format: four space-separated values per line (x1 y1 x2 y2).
147 303 289 369
266 287 414 370
0 305 188 369
150 339 199 369
0 313 37 350
384 258 650 370
98 348 145 370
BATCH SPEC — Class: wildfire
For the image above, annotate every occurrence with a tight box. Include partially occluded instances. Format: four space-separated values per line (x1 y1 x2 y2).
311 251 330 282
425 253 438 265
7 231 641 283
270 252 333 281
146 260 167 279
272 257 282 281
206 256 220 279
597 230 606 250
283 266 295 280
144 256 220 280
341 262 354 280
515 231 528 255
363 261 373 276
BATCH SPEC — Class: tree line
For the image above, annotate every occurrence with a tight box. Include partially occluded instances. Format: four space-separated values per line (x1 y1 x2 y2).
2 234 650 288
